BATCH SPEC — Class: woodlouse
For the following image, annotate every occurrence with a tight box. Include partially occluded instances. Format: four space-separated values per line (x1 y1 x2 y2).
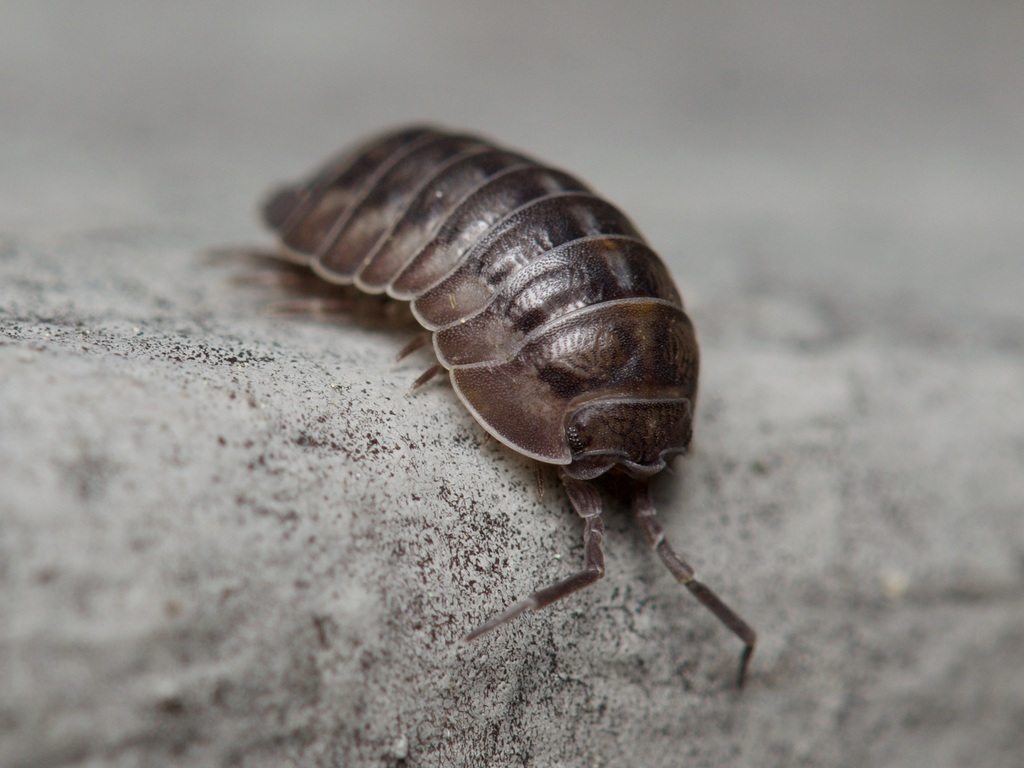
259 126 756 686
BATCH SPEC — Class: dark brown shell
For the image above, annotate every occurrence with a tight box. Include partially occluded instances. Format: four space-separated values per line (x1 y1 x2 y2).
262 126 699 480
259 127 756 688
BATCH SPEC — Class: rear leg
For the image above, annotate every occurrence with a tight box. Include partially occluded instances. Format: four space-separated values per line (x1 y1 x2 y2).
394 331 432 363
211 243 416 326
632 482 756 687
395 332 448 394
204 243 287 267
407 362 446 392
259 278 407 324
463 473 606 641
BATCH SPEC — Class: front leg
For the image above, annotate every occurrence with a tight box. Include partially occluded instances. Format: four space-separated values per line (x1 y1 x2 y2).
463 473 606 641
632 482 756 687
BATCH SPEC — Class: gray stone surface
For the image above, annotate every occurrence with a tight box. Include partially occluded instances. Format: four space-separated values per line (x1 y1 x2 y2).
2 2 1022 767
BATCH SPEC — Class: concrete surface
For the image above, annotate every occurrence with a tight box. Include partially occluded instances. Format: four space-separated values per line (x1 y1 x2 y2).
1 2 1022 767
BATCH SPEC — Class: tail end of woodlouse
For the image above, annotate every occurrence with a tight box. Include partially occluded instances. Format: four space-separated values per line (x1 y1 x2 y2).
262 184 303 230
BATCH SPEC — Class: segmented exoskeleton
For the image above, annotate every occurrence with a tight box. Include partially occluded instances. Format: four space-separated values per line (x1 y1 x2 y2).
261 126 756 685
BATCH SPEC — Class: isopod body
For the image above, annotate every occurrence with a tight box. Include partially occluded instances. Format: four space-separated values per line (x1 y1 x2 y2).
261 126 756 685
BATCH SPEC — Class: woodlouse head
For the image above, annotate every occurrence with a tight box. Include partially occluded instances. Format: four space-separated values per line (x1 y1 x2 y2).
563 396 694 480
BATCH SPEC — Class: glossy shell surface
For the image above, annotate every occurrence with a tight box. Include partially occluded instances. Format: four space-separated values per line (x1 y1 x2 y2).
259 126 756 687
262 126 699 481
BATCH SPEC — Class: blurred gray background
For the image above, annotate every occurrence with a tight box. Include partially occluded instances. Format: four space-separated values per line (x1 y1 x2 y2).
1 2 1022 767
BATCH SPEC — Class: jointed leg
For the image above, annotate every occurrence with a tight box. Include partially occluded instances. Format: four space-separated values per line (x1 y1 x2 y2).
394 331 432 363
463 473 606 641
632 482 757 687
409 363 445 391
211 245 393 317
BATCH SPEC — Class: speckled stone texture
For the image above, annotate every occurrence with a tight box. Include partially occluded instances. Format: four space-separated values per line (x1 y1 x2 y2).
1 3 1022 767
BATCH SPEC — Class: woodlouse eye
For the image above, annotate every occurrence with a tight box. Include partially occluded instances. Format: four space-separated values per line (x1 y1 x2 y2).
566 425 588 453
